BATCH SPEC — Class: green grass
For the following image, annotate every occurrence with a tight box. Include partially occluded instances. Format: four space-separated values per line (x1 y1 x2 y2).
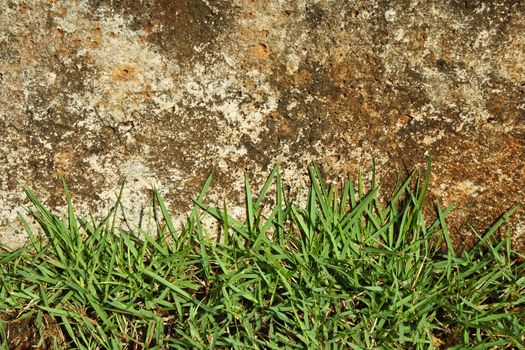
0 160 524 349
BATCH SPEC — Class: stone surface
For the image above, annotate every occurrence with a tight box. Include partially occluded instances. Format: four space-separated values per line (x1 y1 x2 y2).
0 0 524 250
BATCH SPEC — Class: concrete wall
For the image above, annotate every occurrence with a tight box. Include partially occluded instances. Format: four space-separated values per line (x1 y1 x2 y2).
1 0 524 249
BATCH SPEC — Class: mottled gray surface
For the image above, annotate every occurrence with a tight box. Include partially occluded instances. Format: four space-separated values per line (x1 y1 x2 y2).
1 0 524 249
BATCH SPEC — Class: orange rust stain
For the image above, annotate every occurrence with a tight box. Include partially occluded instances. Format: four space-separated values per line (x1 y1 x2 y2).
57 5 67 16
72 34 83 46
89 26 104 49
240 28 269 41
111 64 137 82
54 28 65 39
294 69 311 87
18 3 30 13
249 43 269 60
54 44 71 58
53 151 76 178
140 25 153 44
505 138 522 153
83 52 94 64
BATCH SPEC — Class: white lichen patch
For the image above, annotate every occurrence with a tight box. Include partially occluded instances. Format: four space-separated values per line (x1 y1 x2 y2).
384 9 397 22
63 10 177 122
454 180 483 197
420 129 445 146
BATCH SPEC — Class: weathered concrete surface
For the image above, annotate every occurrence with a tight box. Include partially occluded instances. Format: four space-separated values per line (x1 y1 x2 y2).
1 0 524 250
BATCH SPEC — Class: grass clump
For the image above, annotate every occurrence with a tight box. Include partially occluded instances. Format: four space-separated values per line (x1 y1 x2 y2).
0 160 524 349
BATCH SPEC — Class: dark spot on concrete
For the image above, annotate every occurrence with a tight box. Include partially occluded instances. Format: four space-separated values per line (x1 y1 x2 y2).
305 4 325 28
90 0 233 63
436 59 453 73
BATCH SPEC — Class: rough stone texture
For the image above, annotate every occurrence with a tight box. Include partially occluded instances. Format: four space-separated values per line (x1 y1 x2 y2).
1 0 524 250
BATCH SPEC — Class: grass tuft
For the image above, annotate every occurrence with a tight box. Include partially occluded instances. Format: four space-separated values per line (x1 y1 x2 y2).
0 161 524 349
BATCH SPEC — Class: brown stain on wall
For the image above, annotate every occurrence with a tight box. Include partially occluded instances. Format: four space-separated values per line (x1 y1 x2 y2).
111 64 136 82
0 0 524 251
249 43 269 60
53 151 76 178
